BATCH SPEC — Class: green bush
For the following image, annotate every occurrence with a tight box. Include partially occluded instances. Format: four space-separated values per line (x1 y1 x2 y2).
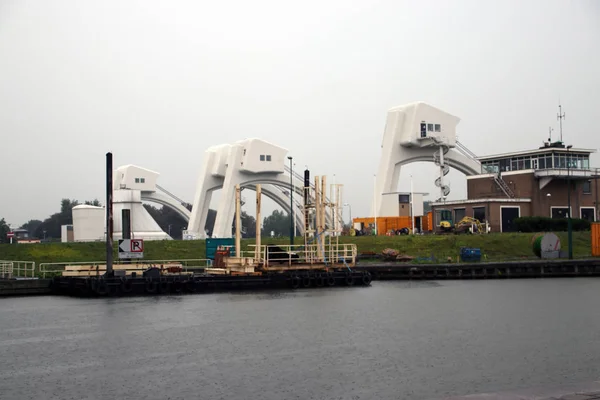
514 216 591 232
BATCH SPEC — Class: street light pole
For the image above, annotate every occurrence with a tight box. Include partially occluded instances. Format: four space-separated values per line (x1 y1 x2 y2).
288 156 294 246
567 145 573 259
293 162 297 239
410 175 415 234
373 174 377 235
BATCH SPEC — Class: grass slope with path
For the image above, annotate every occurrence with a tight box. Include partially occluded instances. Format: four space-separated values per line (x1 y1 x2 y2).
0 232 593 266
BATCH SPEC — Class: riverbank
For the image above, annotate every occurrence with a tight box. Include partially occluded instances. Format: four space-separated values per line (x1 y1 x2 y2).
0 232 593 265
3 257 600 297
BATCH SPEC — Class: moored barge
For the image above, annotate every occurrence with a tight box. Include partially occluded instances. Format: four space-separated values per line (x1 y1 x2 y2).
52 170 371 297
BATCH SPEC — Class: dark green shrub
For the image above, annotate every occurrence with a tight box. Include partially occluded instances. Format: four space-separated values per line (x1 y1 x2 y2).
514 216 590 232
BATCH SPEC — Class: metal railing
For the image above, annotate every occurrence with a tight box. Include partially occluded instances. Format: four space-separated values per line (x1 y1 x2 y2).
493 172 516 198
0 260 36 278
248 243 357 268
39 259 213 278
455 139 479 161
0 262 13 279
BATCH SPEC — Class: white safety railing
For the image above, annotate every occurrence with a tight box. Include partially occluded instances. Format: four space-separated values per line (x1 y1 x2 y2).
248 243 357 268
39 259 213 278
1 262 13 279
0 260 36 278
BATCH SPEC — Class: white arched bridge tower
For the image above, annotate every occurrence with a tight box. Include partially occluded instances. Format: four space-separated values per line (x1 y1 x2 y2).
101 102 482 241
374 102 482 217
185 138 336 239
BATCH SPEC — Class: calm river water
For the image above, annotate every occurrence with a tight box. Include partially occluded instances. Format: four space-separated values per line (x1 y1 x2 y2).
1 279 600 400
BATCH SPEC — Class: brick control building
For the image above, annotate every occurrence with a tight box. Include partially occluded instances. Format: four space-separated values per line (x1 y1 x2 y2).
431 141 599 232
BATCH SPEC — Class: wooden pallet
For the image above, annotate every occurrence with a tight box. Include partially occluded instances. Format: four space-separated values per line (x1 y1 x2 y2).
61 263 183 277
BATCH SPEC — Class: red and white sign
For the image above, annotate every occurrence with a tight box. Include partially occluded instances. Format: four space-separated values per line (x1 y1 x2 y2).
6 232 14 238
130 239 144 252
118 239 144 259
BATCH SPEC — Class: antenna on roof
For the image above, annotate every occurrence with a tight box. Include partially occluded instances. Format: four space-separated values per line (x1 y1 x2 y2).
557 101 565 142
548 126 553 142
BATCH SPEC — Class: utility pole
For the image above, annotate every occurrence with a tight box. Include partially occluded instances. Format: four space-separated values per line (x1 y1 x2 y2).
373 174 377 235
410 175 415 234
106 152 113 276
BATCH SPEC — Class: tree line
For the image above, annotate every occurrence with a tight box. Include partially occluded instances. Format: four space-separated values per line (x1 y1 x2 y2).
1 199 295 242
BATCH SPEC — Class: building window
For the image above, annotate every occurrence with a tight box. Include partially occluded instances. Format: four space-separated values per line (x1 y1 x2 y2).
482 163 498 174
583 180 592 194
551 207 570 219
260 155 265 161
427 123 433 132
539 157 546 169
140 178 145 183
434 124 441 132
454 208 466 223
135 178 140 183
581 208 596 222
473 207 486 222
266 155 271 161
243 149 246 155
420 123 427 138
398 194 410 203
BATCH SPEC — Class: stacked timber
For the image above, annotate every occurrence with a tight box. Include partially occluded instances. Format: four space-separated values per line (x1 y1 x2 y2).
205 257 256 275
61 263 184 277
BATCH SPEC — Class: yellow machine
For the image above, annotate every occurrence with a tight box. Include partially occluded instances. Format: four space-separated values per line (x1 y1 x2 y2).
455 216 484 234
437 214 484 234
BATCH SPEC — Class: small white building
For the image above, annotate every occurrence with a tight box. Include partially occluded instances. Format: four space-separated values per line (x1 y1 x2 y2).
379 192 427 217
61 224 74 242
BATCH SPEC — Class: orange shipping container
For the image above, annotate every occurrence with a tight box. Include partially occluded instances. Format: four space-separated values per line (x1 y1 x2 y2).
424 211 433 232
592 223 600 257
352 216 414 235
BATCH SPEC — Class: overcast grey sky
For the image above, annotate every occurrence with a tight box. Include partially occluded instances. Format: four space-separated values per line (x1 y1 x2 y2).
1 0 599 227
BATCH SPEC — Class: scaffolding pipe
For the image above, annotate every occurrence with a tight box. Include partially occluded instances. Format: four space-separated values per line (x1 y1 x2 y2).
321 175 327 232
235 184 241 258
255 184 261 262
315 176 323 260
321 176 327 261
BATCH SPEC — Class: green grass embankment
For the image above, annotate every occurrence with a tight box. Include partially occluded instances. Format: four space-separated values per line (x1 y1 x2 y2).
0 240 207 266
339 231 592 261
0 231 593 266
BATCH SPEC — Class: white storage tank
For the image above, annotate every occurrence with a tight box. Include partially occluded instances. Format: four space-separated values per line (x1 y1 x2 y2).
72 205 105 242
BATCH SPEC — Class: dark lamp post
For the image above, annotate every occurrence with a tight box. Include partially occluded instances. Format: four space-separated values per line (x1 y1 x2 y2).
288 156 294 246
567 145 573 259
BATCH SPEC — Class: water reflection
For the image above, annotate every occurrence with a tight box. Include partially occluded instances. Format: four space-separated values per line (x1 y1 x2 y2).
1 279 600 400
